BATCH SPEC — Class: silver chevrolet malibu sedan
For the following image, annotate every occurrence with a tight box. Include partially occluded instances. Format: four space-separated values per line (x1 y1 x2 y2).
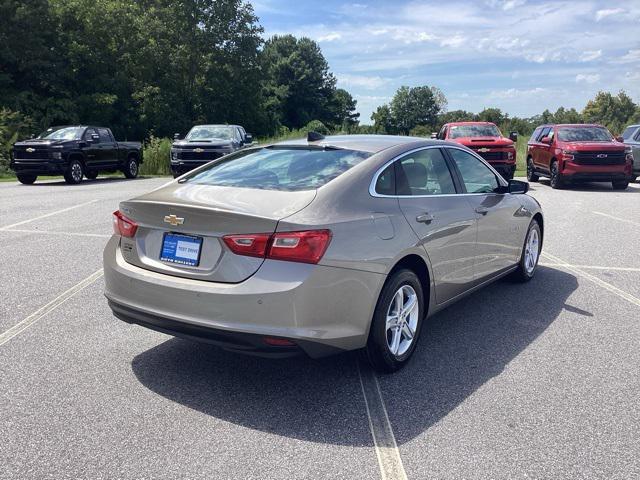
104 134 543 372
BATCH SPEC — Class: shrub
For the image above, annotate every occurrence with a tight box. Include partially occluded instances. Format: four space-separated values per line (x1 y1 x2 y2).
140 136 172 176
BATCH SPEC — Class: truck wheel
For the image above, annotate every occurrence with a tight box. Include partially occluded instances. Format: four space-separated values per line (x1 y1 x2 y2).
123 157 139 179
526 157 539 182
17 174 37 184
64 159 84 184
612 180 629 190
364 269 424 373
549 161 564 189
85 171 98 180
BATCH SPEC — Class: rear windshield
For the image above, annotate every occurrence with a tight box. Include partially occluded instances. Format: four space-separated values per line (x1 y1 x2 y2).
449 124 501 138
557 126 612 142
183 147 371 191
622 126 638 141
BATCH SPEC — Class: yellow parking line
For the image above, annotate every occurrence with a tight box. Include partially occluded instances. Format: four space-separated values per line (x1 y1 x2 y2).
357 359 408 480
0 200 98 230
542 253 640 308
0 269 104 347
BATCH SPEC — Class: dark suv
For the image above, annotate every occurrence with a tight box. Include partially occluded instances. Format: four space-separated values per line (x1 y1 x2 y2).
526 124 632 190
170 124 252 177
622 124 640 181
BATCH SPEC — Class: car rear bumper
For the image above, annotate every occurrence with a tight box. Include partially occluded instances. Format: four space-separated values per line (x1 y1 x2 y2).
103 236 383 358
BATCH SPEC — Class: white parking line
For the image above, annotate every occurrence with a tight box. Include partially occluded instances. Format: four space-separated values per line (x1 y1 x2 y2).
540 263 640 272
0 200 98 230
357 359 408 480
0 269 104 347
0 228 111 239
542 252 640 308
592 211 640 227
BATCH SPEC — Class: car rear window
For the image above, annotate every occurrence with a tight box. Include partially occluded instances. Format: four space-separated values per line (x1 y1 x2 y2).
183 147 371 191
557 126 613 142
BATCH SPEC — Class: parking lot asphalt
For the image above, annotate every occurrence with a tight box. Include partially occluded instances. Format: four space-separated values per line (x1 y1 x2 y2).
1 176 639 479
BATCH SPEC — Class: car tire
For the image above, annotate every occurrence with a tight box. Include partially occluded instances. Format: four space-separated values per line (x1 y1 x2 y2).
510 219 541 283
526 157 539 182
364 269 425 373
17 174 37 184
123 157 139 179
64 159 84 184
549 160 564 189
612 180 629 190
85 171 98 180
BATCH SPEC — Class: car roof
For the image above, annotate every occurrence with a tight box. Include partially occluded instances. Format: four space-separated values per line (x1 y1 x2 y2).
274 134 445 154
446 121 497 126
191 124 241 128
538 124 605 128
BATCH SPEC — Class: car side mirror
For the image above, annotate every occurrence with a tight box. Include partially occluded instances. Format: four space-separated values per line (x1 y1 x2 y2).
509 131 518 142
173 133 181 140
508 179 529 194
430 132 438 139
615 135 624 143
244 133 253 144
540 136 552 145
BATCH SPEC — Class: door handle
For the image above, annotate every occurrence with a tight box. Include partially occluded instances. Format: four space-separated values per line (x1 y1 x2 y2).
416 213 434 223
475 206 489 215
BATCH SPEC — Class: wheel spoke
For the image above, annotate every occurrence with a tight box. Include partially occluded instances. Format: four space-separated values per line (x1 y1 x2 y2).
401 322 414 341
386 314 398 330
390 327 401 354
402 294 417 318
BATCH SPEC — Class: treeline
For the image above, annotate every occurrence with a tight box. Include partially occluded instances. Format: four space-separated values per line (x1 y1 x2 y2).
366 88 640 138
0 0 358 143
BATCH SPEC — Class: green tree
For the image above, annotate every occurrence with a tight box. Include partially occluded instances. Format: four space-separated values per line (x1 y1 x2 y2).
327 88 359 131
371 104 394 134
583 91 637 134
390 86 441 134
477 107 506 125
261 35 337 130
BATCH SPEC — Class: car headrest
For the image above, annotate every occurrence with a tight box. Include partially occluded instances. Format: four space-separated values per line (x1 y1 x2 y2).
403 162 428 188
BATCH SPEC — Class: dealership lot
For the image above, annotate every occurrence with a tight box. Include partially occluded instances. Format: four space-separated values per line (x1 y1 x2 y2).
1 177 639 479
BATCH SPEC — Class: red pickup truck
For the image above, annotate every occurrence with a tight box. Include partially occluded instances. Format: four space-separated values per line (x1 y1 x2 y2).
526 124 633 190
436 121 517 179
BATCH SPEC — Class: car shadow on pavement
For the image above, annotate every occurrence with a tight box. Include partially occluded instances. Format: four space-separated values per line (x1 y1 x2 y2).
25 176 154 186
131 266 579 446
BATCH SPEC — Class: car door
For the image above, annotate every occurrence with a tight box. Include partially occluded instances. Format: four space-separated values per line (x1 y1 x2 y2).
98 128 117 166
83 128 101 170
534 126 553 170
391 147 477 304
446 147 522 282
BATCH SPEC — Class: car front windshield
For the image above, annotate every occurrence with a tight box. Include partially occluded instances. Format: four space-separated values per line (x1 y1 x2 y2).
557 127 613 142
622 126 637 141
449 124 501 138
183 147 371 191
38 127 84 140
185 126 233 141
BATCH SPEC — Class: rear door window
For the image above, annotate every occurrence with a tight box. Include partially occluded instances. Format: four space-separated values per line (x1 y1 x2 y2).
395 148 456 196
529 127 542 143
185 147 371 191
98 128 113 143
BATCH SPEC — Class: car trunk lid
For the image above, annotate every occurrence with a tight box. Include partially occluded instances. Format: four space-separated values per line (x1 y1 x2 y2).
117 182 316 283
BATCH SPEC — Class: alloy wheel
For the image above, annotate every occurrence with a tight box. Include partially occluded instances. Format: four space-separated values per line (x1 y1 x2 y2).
71 162 83 183
524 227 539 274
385 285 419 357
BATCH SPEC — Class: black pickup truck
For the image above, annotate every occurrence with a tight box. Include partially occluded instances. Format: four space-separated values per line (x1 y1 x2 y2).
10 126 143 184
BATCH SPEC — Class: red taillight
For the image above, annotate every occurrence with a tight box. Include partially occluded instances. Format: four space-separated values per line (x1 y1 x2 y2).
112 210 138 238
263 336 296 346
222 229 332 264
222 233 271 258
267 230 332 264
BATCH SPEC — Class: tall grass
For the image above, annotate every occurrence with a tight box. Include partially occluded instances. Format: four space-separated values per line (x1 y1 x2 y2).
515 136 528 176
140 136 172 176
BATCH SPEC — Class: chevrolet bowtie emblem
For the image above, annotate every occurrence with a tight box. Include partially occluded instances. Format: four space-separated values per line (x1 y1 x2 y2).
164 215 184 226
477 148 490 152
26 148 35 153
193 148 204 153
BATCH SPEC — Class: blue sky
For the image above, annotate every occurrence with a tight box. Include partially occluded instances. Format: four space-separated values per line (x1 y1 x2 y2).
252 0 640 124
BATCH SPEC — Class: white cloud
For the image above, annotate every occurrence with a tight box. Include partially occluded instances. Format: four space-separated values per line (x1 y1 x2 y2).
317 32 341 42
337 74 391 90
575 73 600 84
440 35 466 48
486 0 527 11
595 8 625 21
580 50 602 62
616 49 640 64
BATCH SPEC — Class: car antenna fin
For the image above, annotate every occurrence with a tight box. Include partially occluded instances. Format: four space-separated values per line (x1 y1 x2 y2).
307 131 325 142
